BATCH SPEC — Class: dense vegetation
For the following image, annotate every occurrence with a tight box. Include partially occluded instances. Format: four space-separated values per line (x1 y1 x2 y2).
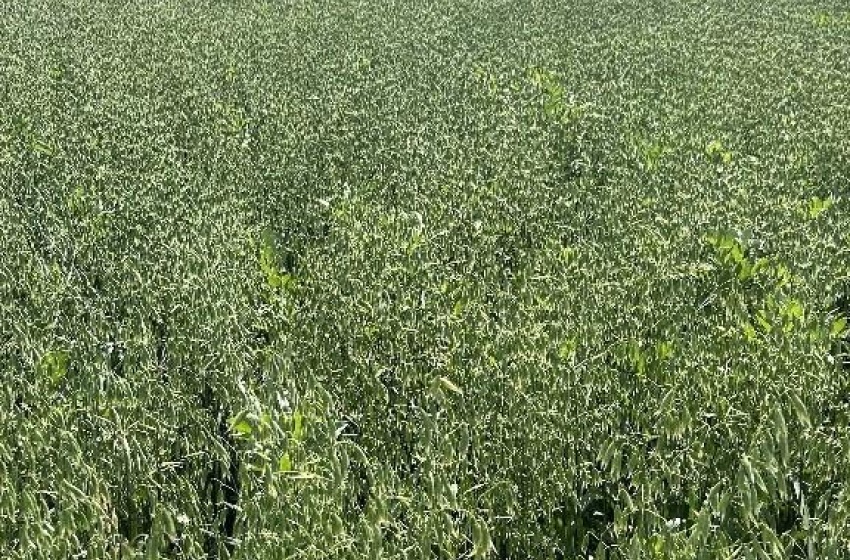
1 0 849 558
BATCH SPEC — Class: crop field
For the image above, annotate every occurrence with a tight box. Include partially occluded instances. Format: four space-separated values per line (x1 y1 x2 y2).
1 0 850 558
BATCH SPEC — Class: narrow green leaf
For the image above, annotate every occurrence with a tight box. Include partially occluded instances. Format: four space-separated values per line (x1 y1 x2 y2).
439 376 463 396
773 404 789 466
789 392 811 429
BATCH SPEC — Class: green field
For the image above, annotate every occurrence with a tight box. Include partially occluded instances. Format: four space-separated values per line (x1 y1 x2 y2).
1 0 849 558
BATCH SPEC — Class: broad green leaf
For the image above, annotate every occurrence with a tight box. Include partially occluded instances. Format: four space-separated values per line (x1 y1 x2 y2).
831 316 848 338
558 338 577 360
655 340 674 360
452 300 465 317
38 350 69 386
784 299 803 321
742 322 757 341
232 419 253 436
807 196 832 218
292 410 304 441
